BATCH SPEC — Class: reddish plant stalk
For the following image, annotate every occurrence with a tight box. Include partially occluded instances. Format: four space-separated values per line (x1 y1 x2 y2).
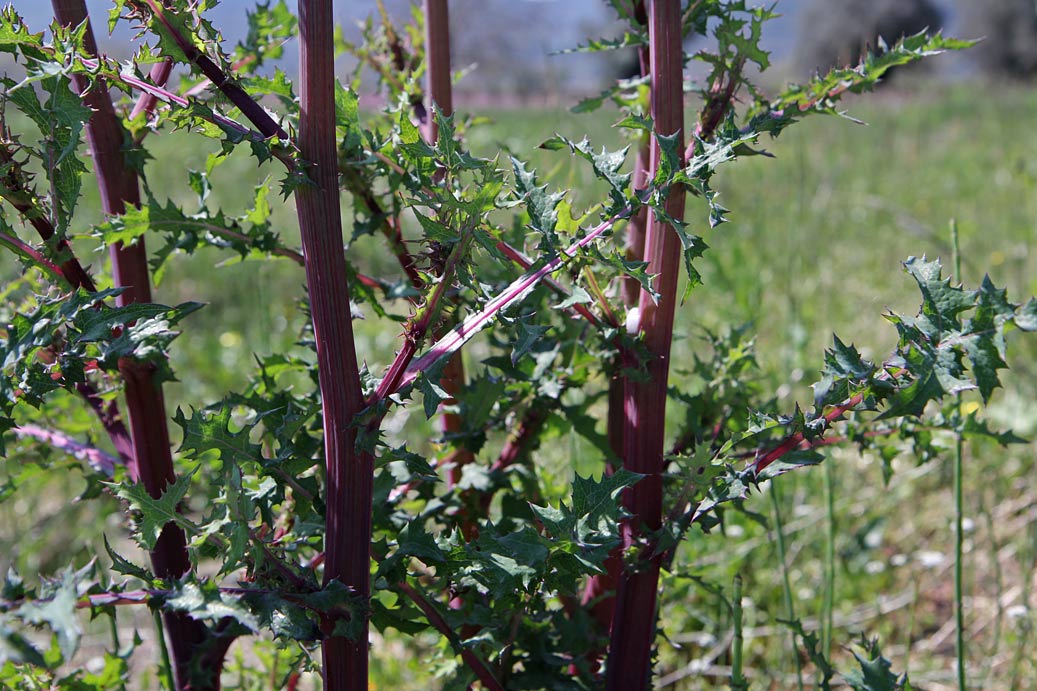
470 403 550 517
496 241 607 327
0 230 69 285
383 206 631 399
586 7 650 631
76 55 286 158
606 2 687 688
295 2 371 688
340 168 423 290
620 24 653 308
13 424 119 475
421 0 472 488
50 4 213 689
753 387 873 474
620 143 652 306
369 232 470 408
422 0 453 142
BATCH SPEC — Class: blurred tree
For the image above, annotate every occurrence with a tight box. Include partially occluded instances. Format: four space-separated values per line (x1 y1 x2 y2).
960 0 1037 78
796 0 943 75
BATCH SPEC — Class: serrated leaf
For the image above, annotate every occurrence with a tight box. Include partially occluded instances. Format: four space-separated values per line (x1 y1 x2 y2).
538 135 630 212
511 157 564 251
396 521 446 565
814 336 875 407
383 445 439 485
671 447 725 504
113 471 196 550
843 639 908 691
415 371 450 419
243 590 320 641
555 286 593 310
174 403 263 466
413 209 455 242
456 375 506 431
904 257 975 335
236 0 298 69
532 469 641 541
334 82 363 155
778 618 835 690
1016 298 1037 331
961 413 1027 446
5 74 89 235
652 131 682 187
103 536 152 581
747 32 975 138
300 580 364 641
556 29 646 56
571 469 641 519
512 320 550 366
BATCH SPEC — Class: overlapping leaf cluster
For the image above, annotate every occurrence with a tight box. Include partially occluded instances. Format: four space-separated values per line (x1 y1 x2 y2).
0 288 199 448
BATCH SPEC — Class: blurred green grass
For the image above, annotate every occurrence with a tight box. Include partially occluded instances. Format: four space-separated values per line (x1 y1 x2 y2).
4 83 1037 688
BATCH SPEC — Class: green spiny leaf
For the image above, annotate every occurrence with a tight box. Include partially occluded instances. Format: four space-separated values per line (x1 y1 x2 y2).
174 403 263 466
843 638 909 691
103 536 152 582
511 157 564 252
113 471 196 551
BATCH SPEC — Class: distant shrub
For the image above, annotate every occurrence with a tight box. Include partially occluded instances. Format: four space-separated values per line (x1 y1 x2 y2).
961 0 1037 78
797 0 943 75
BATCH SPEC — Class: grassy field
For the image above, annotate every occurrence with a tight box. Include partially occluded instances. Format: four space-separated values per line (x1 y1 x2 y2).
3 82 1037 689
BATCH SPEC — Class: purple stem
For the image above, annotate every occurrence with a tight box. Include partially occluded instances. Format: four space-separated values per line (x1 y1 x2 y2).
421 0 472 490
78 56 278 150
294 1 371 689
606 1 687 687
0 231 68 284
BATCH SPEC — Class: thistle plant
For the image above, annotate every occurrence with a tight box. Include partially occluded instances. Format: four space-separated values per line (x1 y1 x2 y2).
0 2 1032 690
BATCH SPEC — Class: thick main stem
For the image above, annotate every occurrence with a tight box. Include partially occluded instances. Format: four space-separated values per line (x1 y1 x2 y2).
421 0 472 489
50 4 212 689
584 4 650 631
606 2 686 688
296 2 371 689
422 0 453 143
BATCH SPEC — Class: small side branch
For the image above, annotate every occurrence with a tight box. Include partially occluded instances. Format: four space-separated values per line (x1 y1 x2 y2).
13 424 120 476
129 58 173 124
131 0 288 140
396 580 504 691
384 207 632 400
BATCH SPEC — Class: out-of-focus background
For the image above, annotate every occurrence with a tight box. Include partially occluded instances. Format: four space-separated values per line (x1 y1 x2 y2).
3 1 1037 689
